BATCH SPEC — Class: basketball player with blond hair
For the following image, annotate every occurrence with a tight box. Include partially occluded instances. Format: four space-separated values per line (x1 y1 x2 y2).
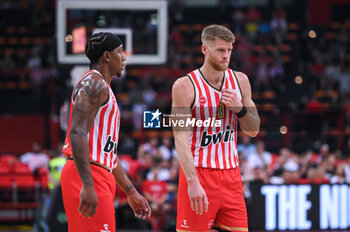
172 25 260 231
61 32 151 232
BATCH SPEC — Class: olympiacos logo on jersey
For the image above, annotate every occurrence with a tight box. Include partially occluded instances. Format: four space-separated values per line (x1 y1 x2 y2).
199 96 207 105
180 219 189 228
100 224 110 232
208 219 214 229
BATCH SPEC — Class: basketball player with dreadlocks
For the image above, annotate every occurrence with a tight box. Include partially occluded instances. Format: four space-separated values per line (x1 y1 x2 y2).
61 32 151 232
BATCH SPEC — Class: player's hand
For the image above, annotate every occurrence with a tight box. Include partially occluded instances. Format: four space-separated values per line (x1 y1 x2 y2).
187 179 209 215
221 89 243 113
127 190 152 220
78 184 98 218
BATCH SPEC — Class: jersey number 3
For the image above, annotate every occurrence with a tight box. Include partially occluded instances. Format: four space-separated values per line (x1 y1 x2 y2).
217 102 225 119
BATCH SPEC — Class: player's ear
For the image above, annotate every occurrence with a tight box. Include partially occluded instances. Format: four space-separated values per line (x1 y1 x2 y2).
102 51 110 62
201 44 207 55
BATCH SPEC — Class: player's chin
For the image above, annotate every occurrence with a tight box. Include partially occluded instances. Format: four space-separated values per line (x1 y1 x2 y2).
116 68 124 77
215 64 228 71
221 63 229 69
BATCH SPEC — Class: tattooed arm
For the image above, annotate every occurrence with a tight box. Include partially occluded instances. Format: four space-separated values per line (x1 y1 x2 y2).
69 73 109 218
112 157 151 219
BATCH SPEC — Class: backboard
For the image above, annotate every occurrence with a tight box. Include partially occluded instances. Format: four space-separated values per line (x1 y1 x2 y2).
56 0 168 65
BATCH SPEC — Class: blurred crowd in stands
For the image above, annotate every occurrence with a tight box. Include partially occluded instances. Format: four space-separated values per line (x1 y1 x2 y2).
1 0 350 231
2 134 350 230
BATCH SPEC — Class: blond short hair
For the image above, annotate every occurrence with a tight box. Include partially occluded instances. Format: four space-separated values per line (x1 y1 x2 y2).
201 24 235 44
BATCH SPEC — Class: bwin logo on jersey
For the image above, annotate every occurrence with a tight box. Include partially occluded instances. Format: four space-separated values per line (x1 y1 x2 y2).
143 109 162 128
200 125 235 147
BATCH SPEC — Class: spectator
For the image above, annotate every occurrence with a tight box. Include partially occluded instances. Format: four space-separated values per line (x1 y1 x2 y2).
142 83 157 105
20 141 49 174
255 57 269 90
138 151 153 179
48 144 66 190
159 136 175 162
245 6 260 22
324 59 341 82
146 157 170 182
258 20 271 45
166 166 179 201
137 137 161 161
252 167 270 184
309 56 326 78
245 7 260 42
269 5 287 45
282 170 300 184
323 154 337 178
27 48 42 69
270 148 299 184
239 151 254 183
299 150 317 179
316 143 330 164
269 58 284 80
330 164 346 184
247 140 272 174
299 162 329 184
237 134 256 160
142 166 170 231
231 9 245 34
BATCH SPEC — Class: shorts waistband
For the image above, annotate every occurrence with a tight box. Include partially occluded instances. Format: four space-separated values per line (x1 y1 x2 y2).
67 157 111 172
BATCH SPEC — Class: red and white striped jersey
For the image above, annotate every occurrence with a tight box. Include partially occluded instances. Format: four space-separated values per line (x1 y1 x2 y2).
188 68 242 169
62 70 120 171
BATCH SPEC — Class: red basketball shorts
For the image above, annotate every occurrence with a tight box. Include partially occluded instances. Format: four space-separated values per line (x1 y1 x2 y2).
61 159 116 232
176 167 248 232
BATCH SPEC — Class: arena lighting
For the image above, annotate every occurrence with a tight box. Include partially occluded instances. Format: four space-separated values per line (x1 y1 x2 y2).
309 30 317 38
280 126 288 134
295 75 303 84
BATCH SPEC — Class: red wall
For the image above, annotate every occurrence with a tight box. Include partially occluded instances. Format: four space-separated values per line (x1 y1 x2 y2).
0 115 46 154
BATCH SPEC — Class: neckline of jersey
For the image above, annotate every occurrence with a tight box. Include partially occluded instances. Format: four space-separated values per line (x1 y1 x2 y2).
198 68 226 93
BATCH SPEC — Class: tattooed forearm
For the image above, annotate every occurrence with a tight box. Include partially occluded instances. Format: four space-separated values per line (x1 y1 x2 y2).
73 153 94 185
113 157 137 195
70 133 94 186
124 184 136 194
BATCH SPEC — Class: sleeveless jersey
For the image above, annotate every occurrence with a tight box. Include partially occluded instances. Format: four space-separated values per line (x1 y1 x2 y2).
188 68 242 169
62 70 120 170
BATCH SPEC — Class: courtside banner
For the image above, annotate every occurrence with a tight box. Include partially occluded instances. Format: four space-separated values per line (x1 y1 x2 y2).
249 183 350 230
